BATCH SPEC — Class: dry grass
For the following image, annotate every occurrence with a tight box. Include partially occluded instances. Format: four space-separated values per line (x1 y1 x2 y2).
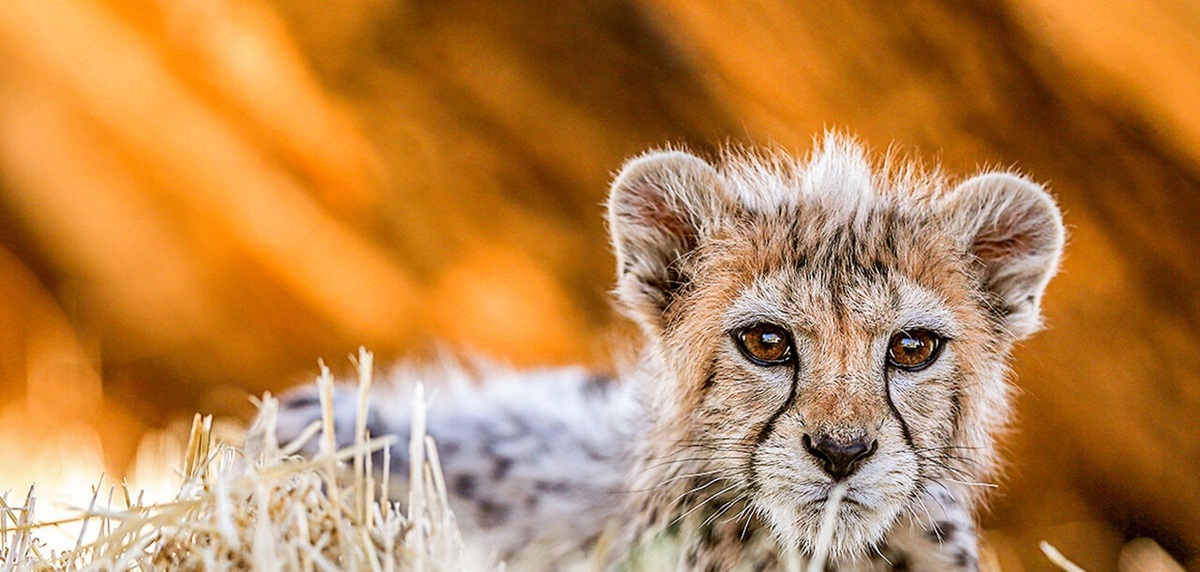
0 349 485 572
806 484 847 572
0 346 1187 571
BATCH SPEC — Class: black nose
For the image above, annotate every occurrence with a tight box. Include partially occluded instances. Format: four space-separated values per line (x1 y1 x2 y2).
803 434 877 480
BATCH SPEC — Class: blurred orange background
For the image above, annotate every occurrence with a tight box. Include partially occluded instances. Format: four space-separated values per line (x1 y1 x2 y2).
0 1 1198 570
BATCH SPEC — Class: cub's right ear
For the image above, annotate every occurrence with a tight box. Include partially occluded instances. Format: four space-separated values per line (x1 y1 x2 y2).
942 172 1065 340
607 150 726 330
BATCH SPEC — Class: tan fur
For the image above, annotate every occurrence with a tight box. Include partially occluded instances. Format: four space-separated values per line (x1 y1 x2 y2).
272 133 1064 571
609 133 1064 570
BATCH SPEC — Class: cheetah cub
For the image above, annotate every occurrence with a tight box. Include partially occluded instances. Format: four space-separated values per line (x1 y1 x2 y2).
272 134 1064 570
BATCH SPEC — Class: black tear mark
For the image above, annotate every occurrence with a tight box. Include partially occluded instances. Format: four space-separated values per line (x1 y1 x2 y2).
882 368 916 450
754 355 802 445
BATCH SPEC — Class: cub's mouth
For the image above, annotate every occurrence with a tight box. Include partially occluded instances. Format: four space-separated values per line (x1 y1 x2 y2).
751 479 910 560
790 484 868 556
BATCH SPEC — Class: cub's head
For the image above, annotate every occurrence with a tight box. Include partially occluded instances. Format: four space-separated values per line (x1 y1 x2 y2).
608 135 1064 557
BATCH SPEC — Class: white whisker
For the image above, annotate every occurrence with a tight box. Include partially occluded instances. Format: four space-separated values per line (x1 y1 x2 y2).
667 476 727 510
651 468 727 491
942 478 997 489
700 493 747 529
670 483 742 527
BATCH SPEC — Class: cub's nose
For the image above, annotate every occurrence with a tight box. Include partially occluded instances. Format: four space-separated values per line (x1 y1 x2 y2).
802 434 877 481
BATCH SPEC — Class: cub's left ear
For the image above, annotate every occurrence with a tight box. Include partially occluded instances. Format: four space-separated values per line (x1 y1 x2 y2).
607 150 727 331
942 172 1065 339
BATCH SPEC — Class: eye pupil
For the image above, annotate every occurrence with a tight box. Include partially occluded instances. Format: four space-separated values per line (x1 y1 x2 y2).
736 323 792 365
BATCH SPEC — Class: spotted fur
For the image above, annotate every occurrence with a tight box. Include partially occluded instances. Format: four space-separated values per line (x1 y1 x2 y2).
270 133 1064 571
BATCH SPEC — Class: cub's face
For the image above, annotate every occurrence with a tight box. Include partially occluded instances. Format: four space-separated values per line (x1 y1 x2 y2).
660 210 999 555
608 137 1063 557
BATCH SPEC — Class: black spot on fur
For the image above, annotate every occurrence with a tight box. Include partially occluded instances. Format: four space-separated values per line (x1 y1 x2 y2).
888 551 911 571
438 440 461 456
949 389 963 436
929 520 957 542
954 548 975 570
281 393 320 409
867 258 886 277
501 409 532 437
699 356 719 395
699 369 717 393
650 258 692 315
452 474 477 498
582 443 606 461
883 223 898 254
477 500 510 527
582 374 615 397
793 251 808 273
492 456 514 480
535 480 569 493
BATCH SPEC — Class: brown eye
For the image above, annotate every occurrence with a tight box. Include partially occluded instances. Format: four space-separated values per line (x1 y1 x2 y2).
887 329 943 371
736 323 792 365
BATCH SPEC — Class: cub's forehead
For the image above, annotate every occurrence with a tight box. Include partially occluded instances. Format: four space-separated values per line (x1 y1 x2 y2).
700 202 968 337
696 138 971 335
721 269 963 339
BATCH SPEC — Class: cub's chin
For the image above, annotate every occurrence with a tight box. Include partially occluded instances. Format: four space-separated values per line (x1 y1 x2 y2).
753 483 910 560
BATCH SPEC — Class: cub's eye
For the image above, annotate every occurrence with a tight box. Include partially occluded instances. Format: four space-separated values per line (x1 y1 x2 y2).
886 329 944 371
735 323 792 365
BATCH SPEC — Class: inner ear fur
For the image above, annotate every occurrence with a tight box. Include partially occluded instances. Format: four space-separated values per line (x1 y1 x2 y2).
942 172 1065 339
607 150 726 330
